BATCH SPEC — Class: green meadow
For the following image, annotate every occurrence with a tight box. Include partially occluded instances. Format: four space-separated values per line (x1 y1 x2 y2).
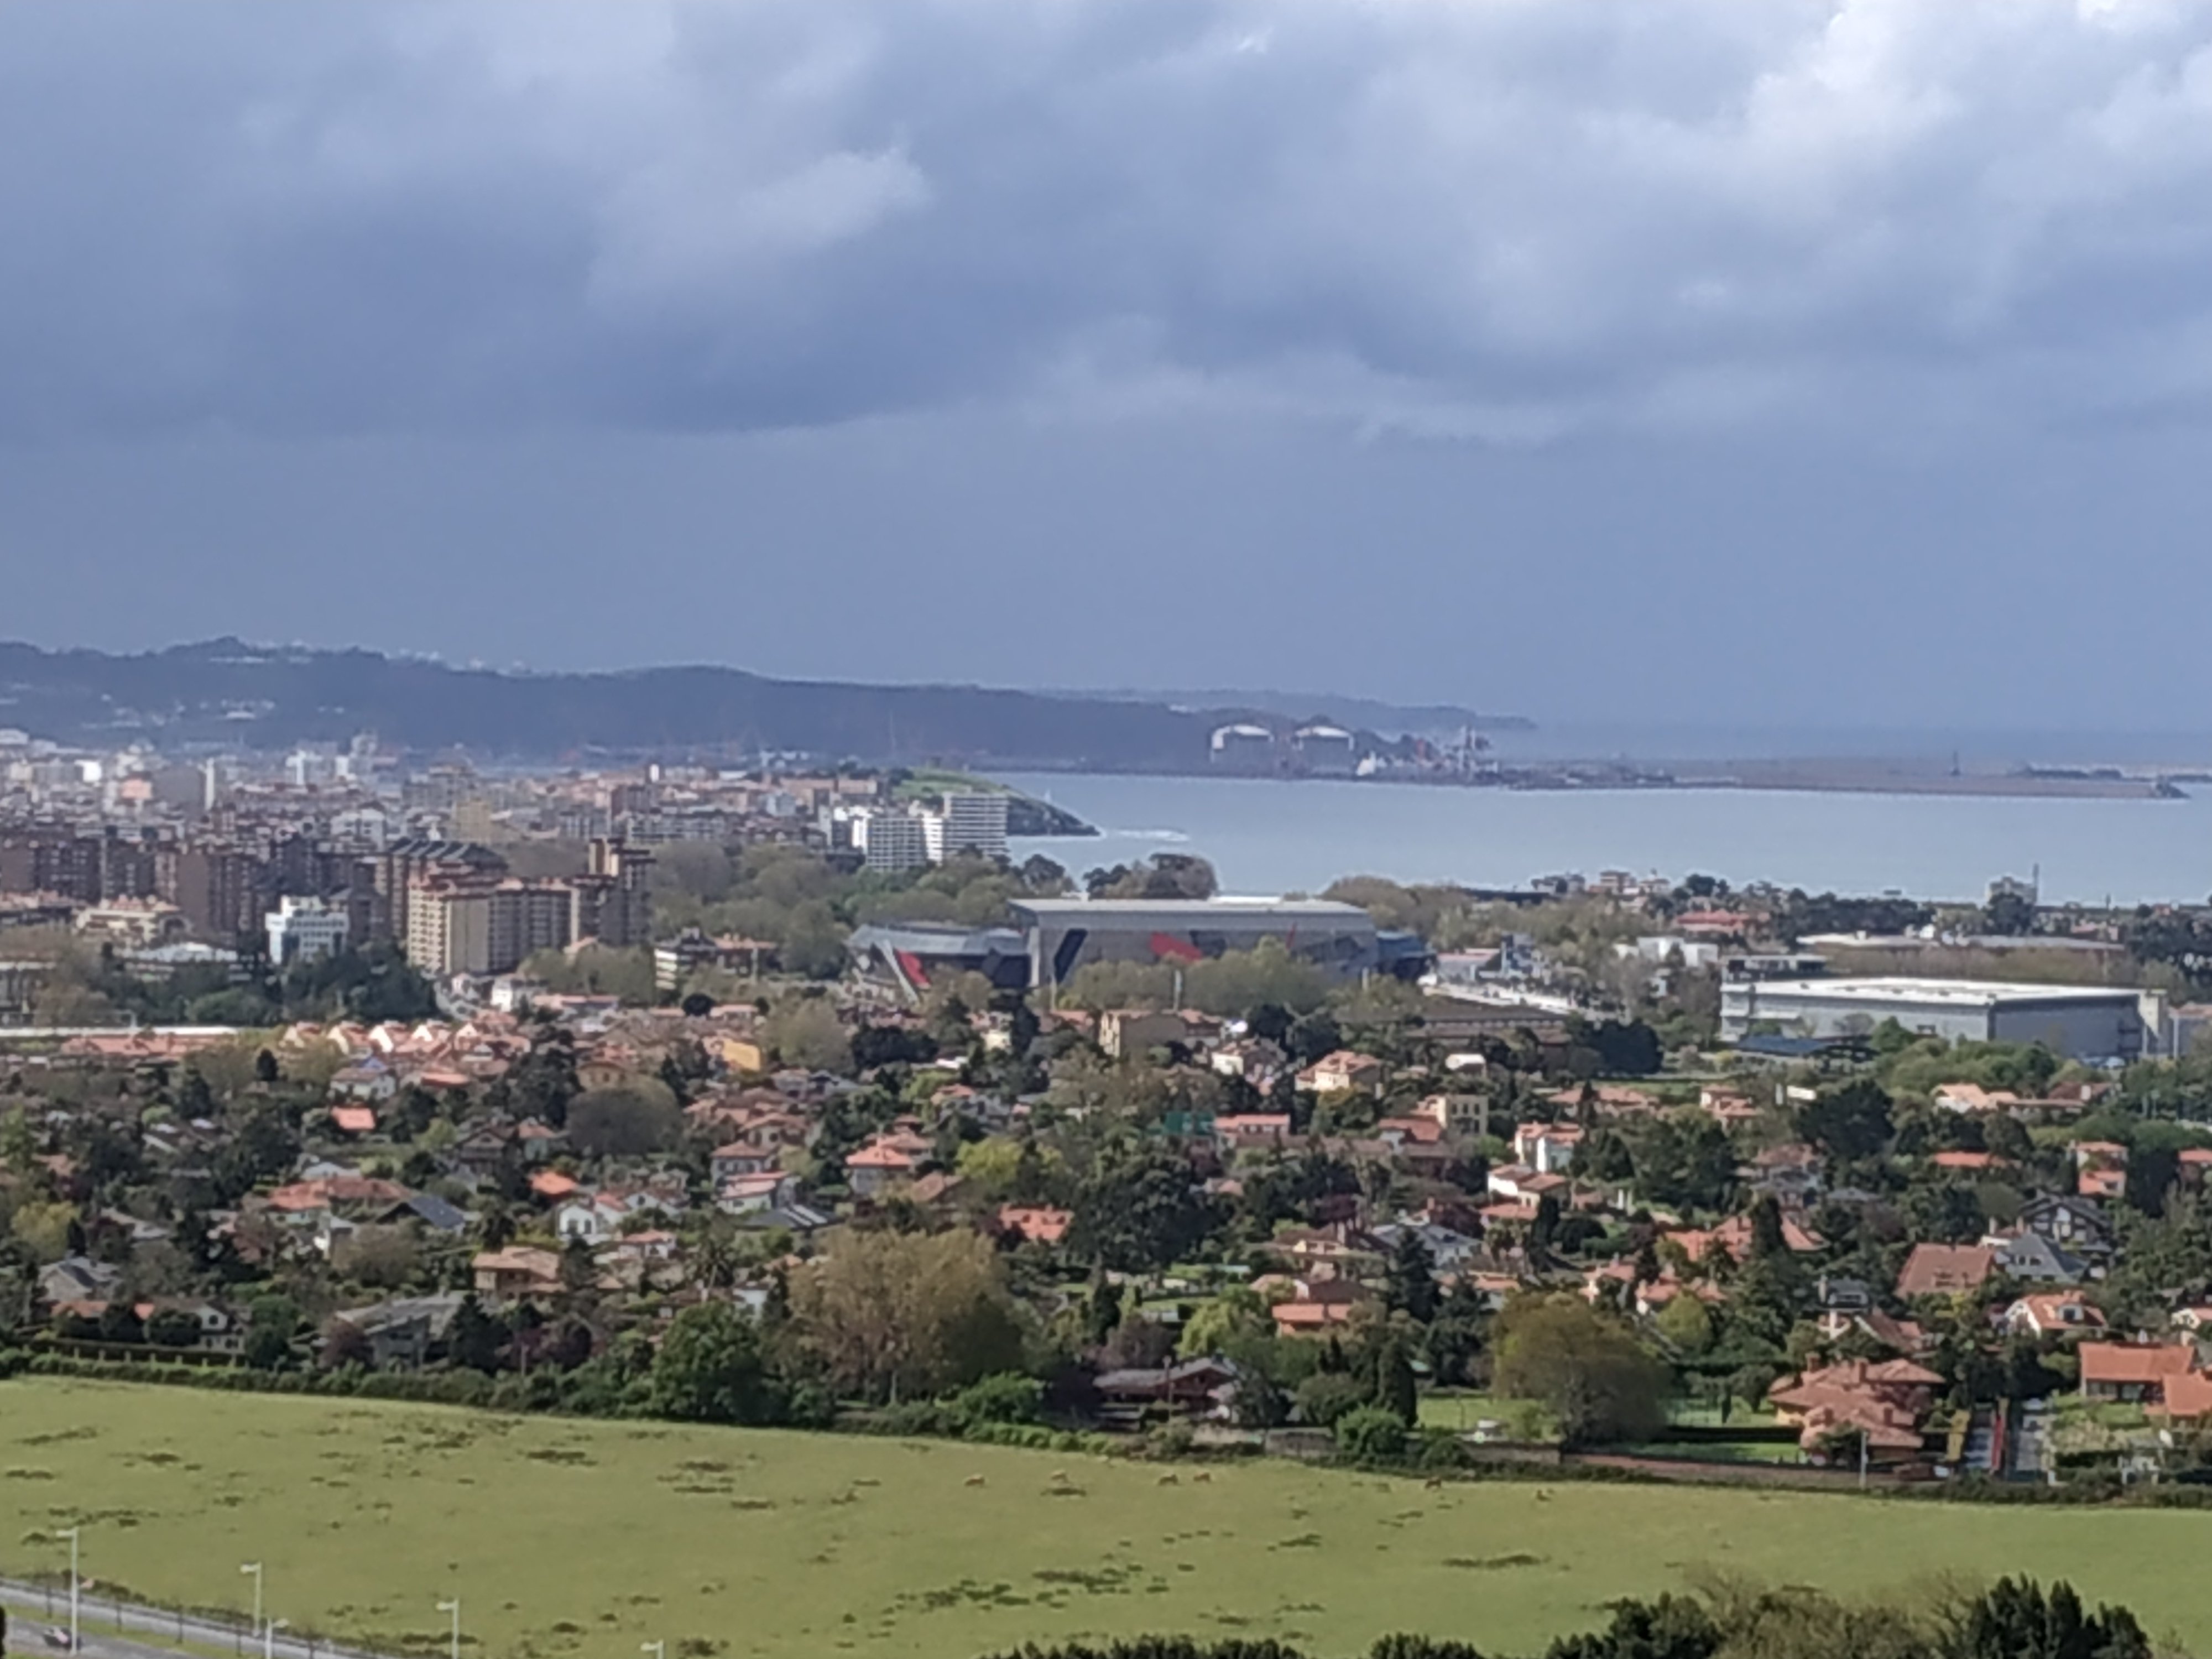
4 1379 2210 1659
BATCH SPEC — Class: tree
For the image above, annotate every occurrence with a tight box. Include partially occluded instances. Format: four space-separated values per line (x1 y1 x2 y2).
1491 1296 1670 1447
242 1293 301 1371
1953 1577 2150 1659
1384 1232 1439 1323
566 1085 682 1158
1423 1282 1489 1387
650 1303 781 1425
1629 1117 1736 1212
2125 1145 2180 1218
1542 1593 1719 1659
1068 1149 1225 1273
787 1229 1024 1402
1652 1295 1714 1357
1373 1334 1417 1426
764 997 853 1072
1178 1287 1271 1358
446 1292 508 1374
1798 1081 1894 1165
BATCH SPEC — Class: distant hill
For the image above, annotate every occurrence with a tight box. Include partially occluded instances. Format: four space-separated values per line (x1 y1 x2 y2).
0 640 1228 769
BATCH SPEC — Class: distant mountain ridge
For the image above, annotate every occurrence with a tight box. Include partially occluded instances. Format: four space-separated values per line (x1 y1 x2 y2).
0 639 1470 770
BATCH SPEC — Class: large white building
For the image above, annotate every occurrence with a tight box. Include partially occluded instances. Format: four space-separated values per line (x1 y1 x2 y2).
922 792 1009 864
1721 976 2167 1063
265 895 351 966
852 809 931 874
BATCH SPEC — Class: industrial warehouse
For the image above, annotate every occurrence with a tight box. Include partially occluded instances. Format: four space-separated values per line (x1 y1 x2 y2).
1720 975 2171 1063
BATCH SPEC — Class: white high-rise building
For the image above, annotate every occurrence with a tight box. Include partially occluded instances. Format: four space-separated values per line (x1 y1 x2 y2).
927 792 1009 864
854 810 931 874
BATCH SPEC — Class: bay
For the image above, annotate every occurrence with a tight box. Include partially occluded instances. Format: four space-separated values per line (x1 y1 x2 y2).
992 771 2212 907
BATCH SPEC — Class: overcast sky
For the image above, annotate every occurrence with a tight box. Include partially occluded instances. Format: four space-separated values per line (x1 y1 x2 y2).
6 0 2212 731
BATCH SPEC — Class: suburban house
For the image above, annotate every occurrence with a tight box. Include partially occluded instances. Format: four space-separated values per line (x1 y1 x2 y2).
1415 1093 1488 1137
1933 1083 2021 1115
1896 1242 1996 1300
327 1293 465 1368
2002 1292 2106 1340
1512 1123 1583 1175
1098 1008 1221 1060
1986 1228 2090 1285
1092 1357 1239 1426
1270 1278 1371 1335
2079 1342 2198 1404
844 1132 932 1198
2021 1194 2115 1259
717 1171 800 1215
709 1141 782 1185
1296 1050 1385 1095
471 1245 564 1304
1212 1114 1293 1153
1768 1357 1942 1461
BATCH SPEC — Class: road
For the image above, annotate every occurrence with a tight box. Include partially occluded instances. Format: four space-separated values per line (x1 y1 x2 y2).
0 1580 395 1659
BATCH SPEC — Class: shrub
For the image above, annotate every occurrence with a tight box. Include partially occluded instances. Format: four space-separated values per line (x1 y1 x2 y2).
1295 1372 1369 1429
948 1371 1045 1428
1335 1406 1408 1463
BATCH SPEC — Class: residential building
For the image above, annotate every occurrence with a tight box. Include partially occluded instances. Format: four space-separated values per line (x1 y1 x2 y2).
406 877 573 977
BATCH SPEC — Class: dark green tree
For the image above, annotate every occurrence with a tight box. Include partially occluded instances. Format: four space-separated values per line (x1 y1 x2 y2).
1385 1232 1439 1323
649 1303 781 1425
446 1292 508 1374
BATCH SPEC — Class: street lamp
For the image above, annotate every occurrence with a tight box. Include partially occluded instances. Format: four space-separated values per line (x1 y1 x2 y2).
241 1563 263 1647
437 1598 461 1659
266 1616 289 1659
58 1526 80 1655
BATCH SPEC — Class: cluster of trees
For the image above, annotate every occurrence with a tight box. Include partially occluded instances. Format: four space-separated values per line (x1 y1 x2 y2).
983 1577 2149 1659
9 931 436 1029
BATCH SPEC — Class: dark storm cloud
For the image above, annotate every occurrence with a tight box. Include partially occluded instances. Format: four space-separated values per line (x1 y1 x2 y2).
9 0 2212 441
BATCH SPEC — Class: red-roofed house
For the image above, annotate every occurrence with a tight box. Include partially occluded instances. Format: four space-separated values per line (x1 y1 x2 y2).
995 1206 1073 1246
2003 1292 2106 1340
2079 1342 2197 1404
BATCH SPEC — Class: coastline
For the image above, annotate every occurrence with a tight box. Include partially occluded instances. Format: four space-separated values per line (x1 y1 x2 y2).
999 757 2183 805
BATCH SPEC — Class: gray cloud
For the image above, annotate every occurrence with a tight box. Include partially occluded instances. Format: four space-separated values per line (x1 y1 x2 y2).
8 0 2212 441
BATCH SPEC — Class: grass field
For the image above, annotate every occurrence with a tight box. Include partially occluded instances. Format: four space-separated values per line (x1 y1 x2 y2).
5 1379 2212 1659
